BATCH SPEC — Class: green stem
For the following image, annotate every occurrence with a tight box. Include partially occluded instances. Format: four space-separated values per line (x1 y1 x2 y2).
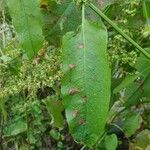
93 131 107 149
89 3 150 60
142 0 150 26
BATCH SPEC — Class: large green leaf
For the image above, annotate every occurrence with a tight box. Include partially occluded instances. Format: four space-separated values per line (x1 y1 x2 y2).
6 0 44 58
62 19 111 146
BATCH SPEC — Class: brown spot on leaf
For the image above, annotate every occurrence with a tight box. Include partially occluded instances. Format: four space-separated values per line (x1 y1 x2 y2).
69 64 76 69
69 88 80 96
82 96 87 103
72 110 79 118
79 119 86 125
78 44 84 49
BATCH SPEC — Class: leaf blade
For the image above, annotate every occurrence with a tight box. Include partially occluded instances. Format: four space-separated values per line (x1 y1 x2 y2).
7 0 44 58
104 134 118 150
62 20 111 146
123 113 142 137
44 97 64 128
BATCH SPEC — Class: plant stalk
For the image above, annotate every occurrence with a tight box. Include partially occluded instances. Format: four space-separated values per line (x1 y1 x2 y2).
142 0 150 26
89 3 150 60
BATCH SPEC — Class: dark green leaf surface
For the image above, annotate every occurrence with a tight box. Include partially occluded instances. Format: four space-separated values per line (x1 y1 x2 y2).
62 19 111 146
124 51 150 108
45 97 64 128
7 0 44 58
4 119 27 137
42 0 81 46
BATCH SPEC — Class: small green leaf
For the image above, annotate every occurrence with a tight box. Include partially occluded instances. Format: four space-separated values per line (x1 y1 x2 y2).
4 119 27 137
123 113 142 137
44 97 64 128
104 134 118 150
50 129 61 140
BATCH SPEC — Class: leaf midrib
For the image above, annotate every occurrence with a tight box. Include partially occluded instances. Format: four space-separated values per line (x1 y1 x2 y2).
81 4 87 141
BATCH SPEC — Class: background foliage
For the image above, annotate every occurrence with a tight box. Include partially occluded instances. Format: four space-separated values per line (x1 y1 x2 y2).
0 0 150 149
